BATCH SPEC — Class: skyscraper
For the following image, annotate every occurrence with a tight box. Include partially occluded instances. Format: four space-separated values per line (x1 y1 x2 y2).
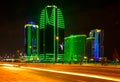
89 29 104 61
24 22 39 61
86 37 94 61
64 35 86 63
39 5 65 62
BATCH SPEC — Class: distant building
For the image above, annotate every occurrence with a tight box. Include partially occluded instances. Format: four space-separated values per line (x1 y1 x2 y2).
89 29 104 61
86 37 94 61
64 35 86 63
39 5 65 62
24 22 39 61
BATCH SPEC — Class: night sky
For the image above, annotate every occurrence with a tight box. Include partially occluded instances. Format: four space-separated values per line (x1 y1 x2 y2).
0 0 120 60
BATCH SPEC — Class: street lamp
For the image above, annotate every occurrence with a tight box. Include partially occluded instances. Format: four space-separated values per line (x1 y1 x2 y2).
56 36 59 41
83 56 88 63
29 46 32 49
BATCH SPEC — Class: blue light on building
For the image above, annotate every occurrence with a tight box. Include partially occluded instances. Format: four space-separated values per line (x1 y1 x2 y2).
89 29 104 61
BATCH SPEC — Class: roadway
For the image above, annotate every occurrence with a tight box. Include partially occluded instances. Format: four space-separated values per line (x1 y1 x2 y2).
0 62 120 82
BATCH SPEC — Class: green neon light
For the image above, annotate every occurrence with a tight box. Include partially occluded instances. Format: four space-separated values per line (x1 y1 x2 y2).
64 35 86 63
40 5 65 29
39 5 65 62
50 8 55 26
25 24 39 58
57 8 65 28
40 10 45 28
36 27 39 54
87 36 94 40
53 7 56 62
27 26 31 56
46 9 50 25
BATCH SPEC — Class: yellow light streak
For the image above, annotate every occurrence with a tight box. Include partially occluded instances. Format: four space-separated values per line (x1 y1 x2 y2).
2 64 18 67
1 64 120 81
3 66 21 70
21 66 120 82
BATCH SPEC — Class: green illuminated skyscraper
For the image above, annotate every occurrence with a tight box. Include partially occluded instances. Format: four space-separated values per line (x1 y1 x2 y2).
39 5 65 62
24 22 39 61
64 35 86 63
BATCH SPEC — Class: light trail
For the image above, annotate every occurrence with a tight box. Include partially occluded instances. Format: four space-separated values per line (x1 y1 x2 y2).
3 66 21 70
0 64 18 67
21 66 120 82
0 64 21 70
1 63 120 81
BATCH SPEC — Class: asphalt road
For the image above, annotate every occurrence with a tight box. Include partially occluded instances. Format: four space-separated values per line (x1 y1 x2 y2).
0 63 120 82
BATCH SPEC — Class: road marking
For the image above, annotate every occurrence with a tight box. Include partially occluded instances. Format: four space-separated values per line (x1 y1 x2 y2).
20 66 120 82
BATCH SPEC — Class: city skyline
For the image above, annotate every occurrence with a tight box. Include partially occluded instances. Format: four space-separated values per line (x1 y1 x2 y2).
0 0 120 59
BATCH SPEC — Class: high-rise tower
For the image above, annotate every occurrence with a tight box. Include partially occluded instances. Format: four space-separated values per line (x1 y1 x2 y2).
89 29 104 61
24 22 39 61
39 5 65 62
86 37 94 60
64 35 86 63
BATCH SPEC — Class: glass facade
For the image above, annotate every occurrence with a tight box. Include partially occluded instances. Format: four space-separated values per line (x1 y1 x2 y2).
86 37 94 60
39 5 65 62
24 23 39 61
89 29 104 61
64 35 86 63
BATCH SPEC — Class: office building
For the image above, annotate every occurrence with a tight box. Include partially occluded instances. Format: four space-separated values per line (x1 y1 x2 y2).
64 35 86 63
39 5 65 62
24 22 39 61
89 29 104 61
